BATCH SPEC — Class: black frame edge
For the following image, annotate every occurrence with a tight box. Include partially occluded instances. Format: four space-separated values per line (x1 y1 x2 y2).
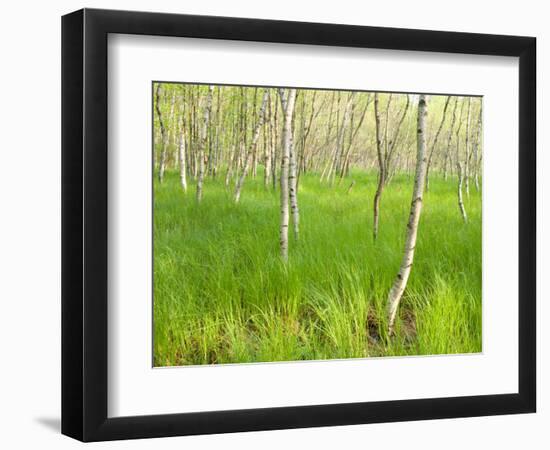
61 8 537 442
61 8 85 441
517 37 537 413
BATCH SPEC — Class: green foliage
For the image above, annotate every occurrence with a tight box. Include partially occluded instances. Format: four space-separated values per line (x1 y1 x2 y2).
153 170 482 366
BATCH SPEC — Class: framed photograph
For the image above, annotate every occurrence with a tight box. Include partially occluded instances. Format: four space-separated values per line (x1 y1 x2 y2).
61 8 536 442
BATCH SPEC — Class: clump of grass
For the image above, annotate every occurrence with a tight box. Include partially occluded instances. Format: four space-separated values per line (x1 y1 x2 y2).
153 169 482 366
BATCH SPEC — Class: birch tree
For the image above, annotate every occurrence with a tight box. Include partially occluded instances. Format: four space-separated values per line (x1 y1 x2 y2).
328 92 355 185
264 91 274 188
473 103 482 191
177 114 187 192
386 95 429 334
196 85 214 203
289 109 300 239
373 93 385 241
442 98 458 181
234 89 270 202
278 88 297 261
155 84 168 183
456 99 468 222
464 98 472 197
425 96 451 191
373 93 409 240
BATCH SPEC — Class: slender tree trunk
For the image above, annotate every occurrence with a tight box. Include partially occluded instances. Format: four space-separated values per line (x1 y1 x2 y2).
272 94 278 189
338 94 372 183
373 93 385 241
383 95 409 186
473 103 482 191
387 95 429 334
320 91 337 182
155 84 168 183
177 115 187 192
196 86 214 203
455 99 468 222
443 98 459 181
329 92 355 185
278 88 297 261
464 98 472 197
225 99 239 187
457 160 468 222
264 92 273 188
289 114 300 239
234 89 269 203
426 96 451 191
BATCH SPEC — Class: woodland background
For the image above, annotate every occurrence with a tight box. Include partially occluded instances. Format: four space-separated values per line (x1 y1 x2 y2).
153 84 483 366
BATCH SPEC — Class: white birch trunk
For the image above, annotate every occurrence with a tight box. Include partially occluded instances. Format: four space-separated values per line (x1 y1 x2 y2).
443 98 458 181
425 96 451 191
464 98 472 197
373 93 385 241
264 92 273 188
455 99 468 222
196 86 214 203
155 84 168 183
234 89 269 203
289 124 299 239
329 92 355 185
473 104 482 191
278 88 297 261
387 95 429 334
457 159 468 222
177 115 187 192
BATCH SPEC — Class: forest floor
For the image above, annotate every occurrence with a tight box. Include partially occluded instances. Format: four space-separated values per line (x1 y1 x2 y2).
153 169 482 366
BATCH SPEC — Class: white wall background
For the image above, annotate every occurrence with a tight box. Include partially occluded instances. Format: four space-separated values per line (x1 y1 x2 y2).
0 1 545 448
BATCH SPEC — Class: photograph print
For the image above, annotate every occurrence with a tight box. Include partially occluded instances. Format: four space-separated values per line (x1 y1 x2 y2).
152 83 482 367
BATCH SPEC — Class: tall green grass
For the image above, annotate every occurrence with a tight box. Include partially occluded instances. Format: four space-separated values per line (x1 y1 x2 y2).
153 169 481 366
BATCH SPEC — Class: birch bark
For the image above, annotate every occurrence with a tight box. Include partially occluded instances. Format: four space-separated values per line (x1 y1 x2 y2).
155 84 168 183
177 114 187 192
456 99 468 222
196 85 214 203
443 98 459 181
289 114 299 239
372 93 385 241
425 96 451 191
387 95 429 334
278 88 297 261
464 98 472 197
473 103 482 191
234 89 270 202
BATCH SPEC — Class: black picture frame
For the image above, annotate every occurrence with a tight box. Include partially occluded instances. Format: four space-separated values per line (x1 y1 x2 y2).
61 8 536 442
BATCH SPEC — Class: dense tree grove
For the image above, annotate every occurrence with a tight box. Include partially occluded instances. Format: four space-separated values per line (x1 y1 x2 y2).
154 84 481 204
153 82 482 335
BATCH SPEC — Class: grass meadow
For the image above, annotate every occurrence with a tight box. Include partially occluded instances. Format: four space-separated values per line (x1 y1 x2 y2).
153 169 482 366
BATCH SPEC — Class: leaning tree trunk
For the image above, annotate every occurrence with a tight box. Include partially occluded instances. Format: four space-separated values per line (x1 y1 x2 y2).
387 94 429 334
455 99 468 222
234 89 269 203
177 115 187 192
196 85 214 203
373 93 385 241
425 96 451 191
155 84 168 183
278 88 297 261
